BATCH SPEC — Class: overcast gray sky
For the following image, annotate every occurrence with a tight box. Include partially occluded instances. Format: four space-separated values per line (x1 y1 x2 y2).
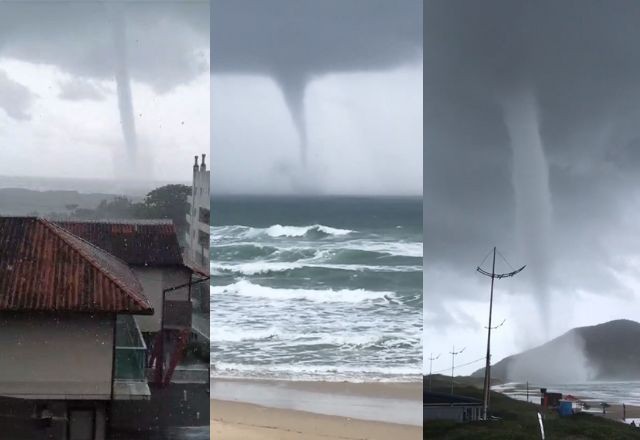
0 1 209 184
425 0 640 375
211 0 423 195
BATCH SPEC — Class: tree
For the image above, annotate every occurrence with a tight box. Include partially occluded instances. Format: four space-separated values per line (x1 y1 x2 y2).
95 196 136 219
142 184 191 233
65 185 191 238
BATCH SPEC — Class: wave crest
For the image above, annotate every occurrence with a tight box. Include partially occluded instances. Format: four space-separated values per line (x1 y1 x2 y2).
213 261 422 275
214 224 353 239
211 280 394 303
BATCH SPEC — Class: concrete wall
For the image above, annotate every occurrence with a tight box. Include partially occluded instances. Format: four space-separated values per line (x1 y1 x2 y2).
133 267 191 333
133 267 164 333
163 267 192 303
0 398 107 440
111 383 209 432
0 314 113 400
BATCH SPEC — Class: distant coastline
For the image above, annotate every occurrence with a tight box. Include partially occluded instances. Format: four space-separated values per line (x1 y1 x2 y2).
0 175 188 196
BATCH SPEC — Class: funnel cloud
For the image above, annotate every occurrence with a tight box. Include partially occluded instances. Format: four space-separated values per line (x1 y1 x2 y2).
501 87 553 335
425 0 640 375
108 3 138 175
0 1 209 182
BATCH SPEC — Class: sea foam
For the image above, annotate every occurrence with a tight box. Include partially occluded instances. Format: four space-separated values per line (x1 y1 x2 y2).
211 280 394 303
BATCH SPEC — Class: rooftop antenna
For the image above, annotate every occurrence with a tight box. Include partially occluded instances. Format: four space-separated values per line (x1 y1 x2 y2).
427 353 441 391
449 345 465 395
477 247 525 420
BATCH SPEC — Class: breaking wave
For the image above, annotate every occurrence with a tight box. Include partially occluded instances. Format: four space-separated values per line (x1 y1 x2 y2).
213 224 353 240
211 280 396 304
212 261 422 275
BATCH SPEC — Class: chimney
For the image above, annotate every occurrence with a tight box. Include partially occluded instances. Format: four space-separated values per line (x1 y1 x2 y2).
200 153 207 171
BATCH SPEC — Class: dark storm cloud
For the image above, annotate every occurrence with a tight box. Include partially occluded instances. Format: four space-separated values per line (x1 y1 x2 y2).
211 0 422 163
211 0 422 75
0 1 208 92
425 0 640 325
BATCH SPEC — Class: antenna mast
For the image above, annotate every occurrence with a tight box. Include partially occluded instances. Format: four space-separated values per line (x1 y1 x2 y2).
449 345 465 395
427 353 441 391
477 247 525 420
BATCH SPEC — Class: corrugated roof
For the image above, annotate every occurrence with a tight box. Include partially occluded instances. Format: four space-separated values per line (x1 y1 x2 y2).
0 217 153 314
55 220 184 266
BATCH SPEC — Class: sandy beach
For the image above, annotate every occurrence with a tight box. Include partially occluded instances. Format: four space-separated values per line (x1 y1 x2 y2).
211 400 422 440
210 379 422 439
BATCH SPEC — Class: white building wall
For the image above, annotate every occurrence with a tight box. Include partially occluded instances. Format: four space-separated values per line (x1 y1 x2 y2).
185 154 210 271
163 267 192 302
0 314 113 399
133 267 164 333
133 266 192 333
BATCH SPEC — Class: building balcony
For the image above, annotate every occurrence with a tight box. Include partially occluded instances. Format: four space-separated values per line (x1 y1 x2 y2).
114 315 147 381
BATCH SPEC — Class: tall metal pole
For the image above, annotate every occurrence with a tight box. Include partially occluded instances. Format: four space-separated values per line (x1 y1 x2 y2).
451 346 455 394
428 353 440 391
483 247 496 420
450 345 465 395
477 247 525 421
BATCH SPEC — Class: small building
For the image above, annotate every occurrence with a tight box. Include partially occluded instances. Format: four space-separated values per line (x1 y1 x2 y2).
424 391 483 422
55 219 192 335
0 217 153 439
184 154 210 272
540 388 563 409
55 219 206 385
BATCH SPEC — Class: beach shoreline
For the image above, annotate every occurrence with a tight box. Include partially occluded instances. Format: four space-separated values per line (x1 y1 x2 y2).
210 378 422 439
210 376 422 399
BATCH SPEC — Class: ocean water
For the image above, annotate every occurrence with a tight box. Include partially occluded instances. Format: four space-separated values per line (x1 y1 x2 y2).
210 196 423 381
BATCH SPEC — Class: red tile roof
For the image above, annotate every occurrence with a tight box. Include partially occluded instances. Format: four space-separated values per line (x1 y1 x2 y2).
55 220 184 267
0 217 153 314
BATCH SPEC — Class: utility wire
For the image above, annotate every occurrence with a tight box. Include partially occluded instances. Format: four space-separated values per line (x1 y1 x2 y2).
429 356 486 375
478 248 493 270
496 249 515 272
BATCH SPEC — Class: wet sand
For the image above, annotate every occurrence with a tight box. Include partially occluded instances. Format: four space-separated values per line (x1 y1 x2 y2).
212 378 422 399
210 379 422 439
211 400 422 440
210 378 422 425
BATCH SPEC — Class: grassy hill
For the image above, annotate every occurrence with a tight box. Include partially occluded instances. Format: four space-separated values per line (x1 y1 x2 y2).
472 320 640 382
425 374 640 439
